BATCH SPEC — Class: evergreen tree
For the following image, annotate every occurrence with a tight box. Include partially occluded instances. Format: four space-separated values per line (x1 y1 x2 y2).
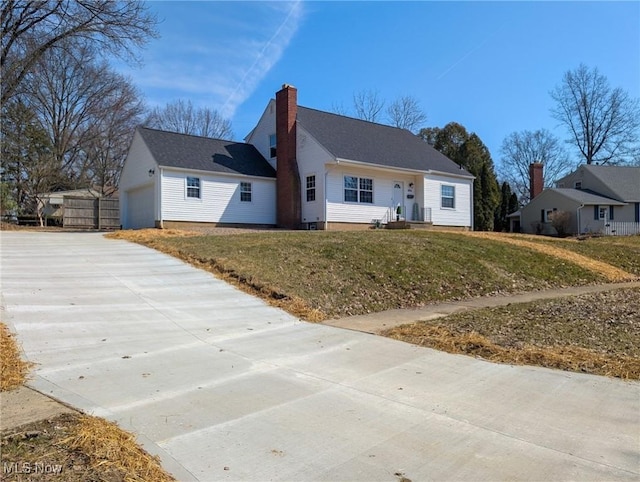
419 123 500 231
1 100 57 224
494 181 518 232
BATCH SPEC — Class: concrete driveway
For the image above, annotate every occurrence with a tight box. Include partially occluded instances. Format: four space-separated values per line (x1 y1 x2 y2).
1 231 638 481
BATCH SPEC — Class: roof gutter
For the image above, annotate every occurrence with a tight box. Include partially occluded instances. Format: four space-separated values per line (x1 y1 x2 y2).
428 168 475 180
333 157 420 175
332 157 474 179
158 165 276 181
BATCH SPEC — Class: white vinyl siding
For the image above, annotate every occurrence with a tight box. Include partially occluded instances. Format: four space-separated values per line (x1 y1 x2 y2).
161 170 275 224
119 131 156 192
296 126 332 224
327 168 413 223
424 174 472 227
119 130 158 228
245 99 277 169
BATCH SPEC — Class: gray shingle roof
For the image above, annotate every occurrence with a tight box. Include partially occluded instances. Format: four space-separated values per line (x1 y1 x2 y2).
552 188 625 205
138 127 275 178
583 165 640 202
296 107 473 177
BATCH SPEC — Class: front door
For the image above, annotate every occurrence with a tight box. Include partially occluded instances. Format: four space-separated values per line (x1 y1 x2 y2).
393 181 404 220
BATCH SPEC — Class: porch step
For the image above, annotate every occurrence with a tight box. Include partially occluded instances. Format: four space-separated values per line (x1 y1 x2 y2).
385 220 410 229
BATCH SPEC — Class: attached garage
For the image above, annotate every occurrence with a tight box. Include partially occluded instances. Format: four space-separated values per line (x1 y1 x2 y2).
119 127 277 230
125 184 155 229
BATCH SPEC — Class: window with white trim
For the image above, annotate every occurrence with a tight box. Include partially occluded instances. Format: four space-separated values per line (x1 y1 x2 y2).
240 182 252 202
545 209 557 222
306 175 316 202
269 134 277 158
344 176 373 204
441 185 455 209
599 207 607 220
186 176 201 198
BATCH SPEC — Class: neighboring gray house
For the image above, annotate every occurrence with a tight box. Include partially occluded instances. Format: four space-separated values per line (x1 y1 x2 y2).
519 164 640 235
120 84 474 230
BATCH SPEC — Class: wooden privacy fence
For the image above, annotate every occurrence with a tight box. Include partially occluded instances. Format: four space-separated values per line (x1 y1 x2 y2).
604 221 640 236
63 196 120 229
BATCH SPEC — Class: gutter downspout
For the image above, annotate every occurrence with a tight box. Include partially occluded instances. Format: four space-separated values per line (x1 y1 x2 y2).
157 167 164 229
470 177 475 231
576 204 583 235
323 160 340 231
324 169 328 231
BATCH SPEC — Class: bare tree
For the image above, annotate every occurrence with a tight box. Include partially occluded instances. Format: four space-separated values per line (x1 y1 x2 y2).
386 95 427 132
335 90 427 131
550 64 640 165
1 0 158 104
499 129 573 203
145 99 234 140
81 73 144 195
22 40 142 187
352 89 385 122
330 101 349 117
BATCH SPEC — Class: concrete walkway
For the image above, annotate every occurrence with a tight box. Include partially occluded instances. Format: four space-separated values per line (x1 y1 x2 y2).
1 231 639 482
323 281 640 333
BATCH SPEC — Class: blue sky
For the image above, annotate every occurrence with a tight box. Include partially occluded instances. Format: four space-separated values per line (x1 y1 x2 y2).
121 1 640 173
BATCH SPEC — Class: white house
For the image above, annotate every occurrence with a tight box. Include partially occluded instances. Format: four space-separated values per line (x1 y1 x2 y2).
518 164 640 235
119 128 276 229
120 85 474 230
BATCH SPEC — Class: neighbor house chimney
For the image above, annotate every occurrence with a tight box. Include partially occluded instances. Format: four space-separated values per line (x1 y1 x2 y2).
275 84 301 229
529 162 544 200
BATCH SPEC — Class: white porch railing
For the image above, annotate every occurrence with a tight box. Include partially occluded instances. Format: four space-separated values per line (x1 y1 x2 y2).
604 221 640 236
419 207 432 223
383 206 433 223
378 206 433 225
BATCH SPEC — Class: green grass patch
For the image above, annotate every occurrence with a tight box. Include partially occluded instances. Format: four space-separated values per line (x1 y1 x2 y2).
144 230 603 318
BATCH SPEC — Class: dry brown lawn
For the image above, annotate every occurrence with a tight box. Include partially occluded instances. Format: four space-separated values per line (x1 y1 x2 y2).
462 231 637 281
0 323 31 391
383 287 640 380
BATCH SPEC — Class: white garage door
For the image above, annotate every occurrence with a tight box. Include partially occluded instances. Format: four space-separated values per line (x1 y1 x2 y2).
126 185 155 229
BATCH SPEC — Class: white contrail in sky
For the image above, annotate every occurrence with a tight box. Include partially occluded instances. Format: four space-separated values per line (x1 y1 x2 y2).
437 25 504 80
221 1 304 118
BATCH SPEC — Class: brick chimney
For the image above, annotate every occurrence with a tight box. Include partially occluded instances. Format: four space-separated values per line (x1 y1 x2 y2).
275 84 301 229
529 162 544 200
